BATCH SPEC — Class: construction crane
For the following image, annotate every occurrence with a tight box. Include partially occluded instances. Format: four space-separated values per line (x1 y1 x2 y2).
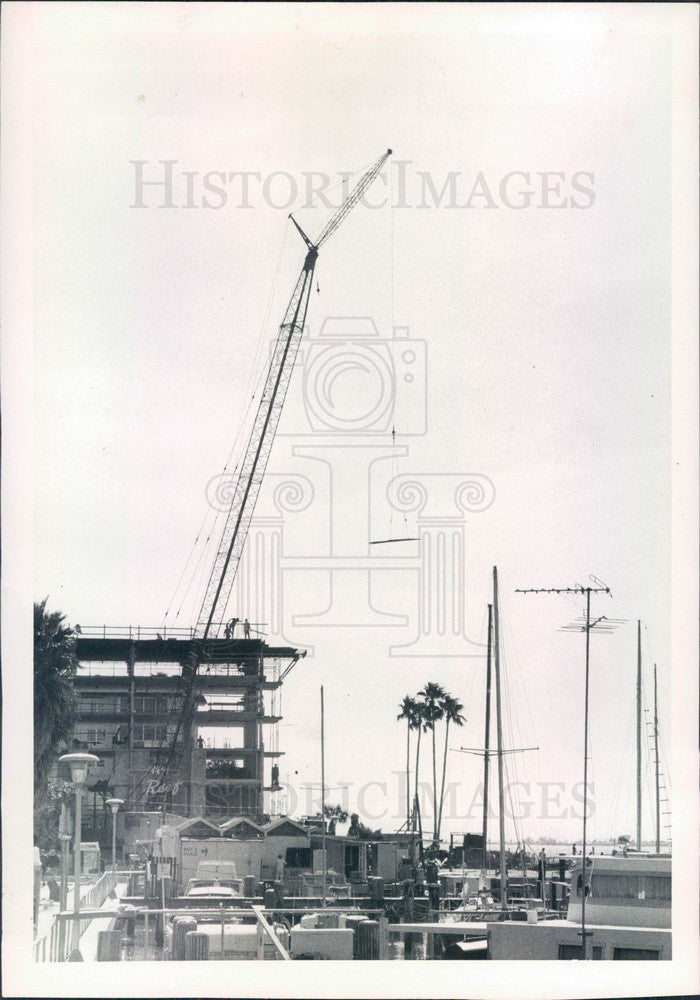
196 148 392 642
147 149 392 803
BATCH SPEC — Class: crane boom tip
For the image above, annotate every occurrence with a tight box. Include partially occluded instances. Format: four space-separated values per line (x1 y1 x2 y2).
387 148 393 155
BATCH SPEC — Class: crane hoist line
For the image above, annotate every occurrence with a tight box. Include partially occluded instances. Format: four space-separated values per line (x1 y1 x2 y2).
152 149 392 797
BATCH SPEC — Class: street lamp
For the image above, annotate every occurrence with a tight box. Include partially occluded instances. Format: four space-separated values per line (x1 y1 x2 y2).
58 800 72 913
59 752 99 961
105 798 124 899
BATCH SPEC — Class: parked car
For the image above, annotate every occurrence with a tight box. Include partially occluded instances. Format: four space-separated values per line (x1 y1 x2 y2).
185 878 242 898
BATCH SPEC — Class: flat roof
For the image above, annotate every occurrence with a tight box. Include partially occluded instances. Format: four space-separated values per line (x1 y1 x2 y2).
75 635 301 663
572 856 671 875
489 919 671 935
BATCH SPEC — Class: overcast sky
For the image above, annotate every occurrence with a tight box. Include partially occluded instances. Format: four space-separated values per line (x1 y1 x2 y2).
29 5 677 844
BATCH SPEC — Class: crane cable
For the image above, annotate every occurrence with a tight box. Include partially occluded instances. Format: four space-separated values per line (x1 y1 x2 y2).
150 220 295 803
163 219 292 627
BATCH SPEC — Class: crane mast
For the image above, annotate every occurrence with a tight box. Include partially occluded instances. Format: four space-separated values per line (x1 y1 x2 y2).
195 148 392 641
195 246 317 639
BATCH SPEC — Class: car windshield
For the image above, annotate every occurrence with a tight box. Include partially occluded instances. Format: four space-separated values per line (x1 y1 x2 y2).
186 886 237 897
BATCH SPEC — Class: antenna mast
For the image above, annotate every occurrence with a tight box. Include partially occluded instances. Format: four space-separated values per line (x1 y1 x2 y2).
654 662 660 854
515 579 614 959
492 567 508 908
637 620 642 852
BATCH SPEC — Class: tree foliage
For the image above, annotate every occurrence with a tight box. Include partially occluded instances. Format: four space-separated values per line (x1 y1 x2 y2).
397 682 466 845
34 598 78 788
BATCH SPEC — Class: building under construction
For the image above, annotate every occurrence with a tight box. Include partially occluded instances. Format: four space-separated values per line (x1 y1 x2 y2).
70 627 302 837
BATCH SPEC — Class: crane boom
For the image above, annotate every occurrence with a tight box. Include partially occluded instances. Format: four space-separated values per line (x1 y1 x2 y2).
195 148 391 641
195 246 317 639
141 150 391 807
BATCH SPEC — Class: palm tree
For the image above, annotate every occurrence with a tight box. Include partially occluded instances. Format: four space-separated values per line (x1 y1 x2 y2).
397 695 420 831
412 697 427 832
419 682 446 842
436 693 465 842
34 599 78 789
323 803 349 835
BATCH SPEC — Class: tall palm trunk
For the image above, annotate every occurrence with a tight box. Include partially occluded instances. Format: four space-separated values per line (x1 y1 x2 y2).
413 725 423 831
432 724 438 842
405 720 411 831
437 717 451 842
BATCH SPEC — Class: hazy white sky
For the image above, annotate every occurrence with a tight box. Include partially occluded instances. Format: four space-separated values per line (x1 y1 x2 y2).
29 4 676 843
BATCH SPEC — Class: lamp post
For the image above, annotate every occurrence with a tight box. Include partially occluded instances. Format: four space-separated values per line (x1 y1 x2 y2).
59 752 99 961
58 799 72 913
105 798 124 899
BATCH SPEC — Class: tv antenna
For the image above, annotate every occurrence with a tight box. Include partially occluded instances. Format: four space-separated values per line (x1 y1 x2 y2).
515 577 620 959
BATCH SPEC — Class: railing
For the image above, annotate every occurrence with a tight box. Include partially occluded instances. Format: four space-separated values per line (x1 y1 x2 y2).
142 904 384 960
75 625 268 641
82 870 116 912
75 663 265 680
36 899 396 961
76 662 182 678
76 626 197 640
251 905 292 960
33 870 117 962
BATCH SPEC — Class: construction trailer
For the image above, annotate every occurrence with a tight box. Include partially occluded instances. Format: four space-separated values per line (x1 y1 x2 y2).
153 816 311 887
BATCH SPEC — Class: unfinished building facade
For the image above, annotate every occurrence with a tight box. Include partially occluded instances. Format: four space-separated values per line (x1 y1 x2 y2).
68 628 302 839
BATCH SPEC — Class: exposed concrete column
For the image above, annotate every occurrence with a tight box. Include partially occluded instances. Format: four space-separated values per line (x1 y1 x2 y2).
127 642 136 807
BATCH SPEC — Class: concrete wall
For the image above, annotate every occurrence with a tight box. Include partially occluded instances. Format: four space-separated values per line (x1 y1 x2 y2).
290 927 354 960
488 920 672 960
568 898 671 929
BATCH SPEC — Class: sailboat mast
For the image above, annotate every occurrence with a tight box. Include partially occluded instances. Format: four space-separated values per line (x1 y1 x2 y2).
492 567 507 906
654 663 660 854
482 604 493 871
637 620 642 852
321 685 327 906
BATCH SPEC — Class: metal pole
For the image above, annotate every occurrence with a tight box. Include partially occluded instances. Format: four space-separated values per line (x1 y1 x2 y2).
492 567 507 908
321 685 326 907
69 787 83 960
482 604 493 873
220 902 225 960
59 801 70 913
112 810 117 876
59 836 69 913
654 664 660 854
512 581 612 956
637 620 642 852
581 588 591 960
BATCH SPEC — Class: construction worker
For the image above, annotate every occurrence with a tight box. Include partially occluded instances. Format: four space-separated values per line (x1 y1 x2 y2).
243 618 251 639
